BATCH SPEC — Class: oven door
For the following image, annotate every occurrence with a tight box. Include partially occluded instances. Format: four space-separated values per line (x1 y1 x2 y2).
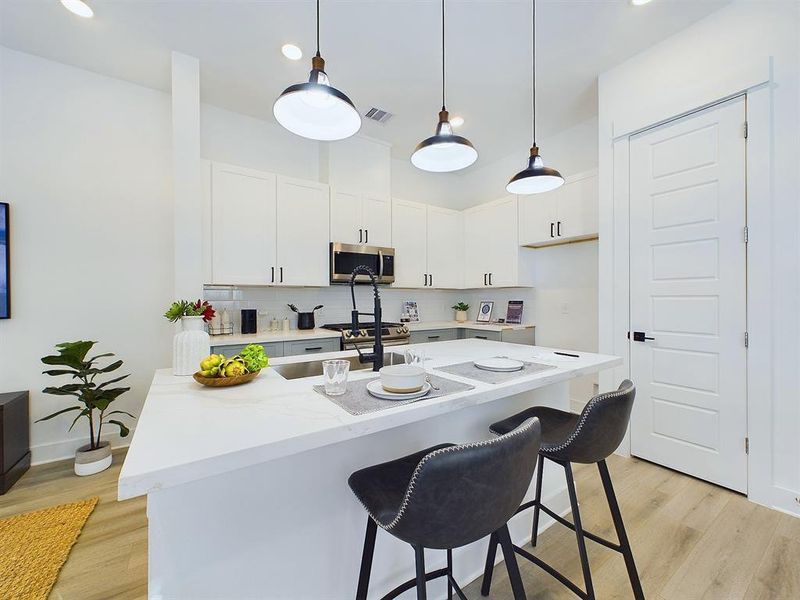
330 243 395 284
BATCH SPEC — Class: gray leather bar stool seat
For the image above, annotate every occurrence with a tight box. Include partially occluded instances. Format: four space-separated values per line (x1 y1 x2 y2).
349 418 542 600
481 380 644 600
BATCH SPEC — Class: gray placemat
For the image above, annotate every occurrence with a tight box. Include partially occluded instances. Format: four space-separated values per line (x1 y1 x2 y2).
314 374 474 416
436 358 556 384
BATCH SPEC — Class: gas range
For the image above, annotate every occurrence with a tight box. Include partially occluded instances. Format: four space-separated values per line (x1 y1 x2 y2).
321 321 411 349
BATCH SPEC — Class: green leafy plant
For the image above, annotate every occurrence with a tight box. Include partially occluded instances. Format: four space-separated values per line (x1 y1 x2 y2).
164 299 216 323
239 344 269 373
452 302 470 312
36 341 135 450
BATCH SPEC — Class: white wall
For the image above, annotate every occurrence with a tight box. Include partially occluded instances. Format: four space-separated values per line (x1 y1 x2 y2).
0 47 174 463
597 1 800 514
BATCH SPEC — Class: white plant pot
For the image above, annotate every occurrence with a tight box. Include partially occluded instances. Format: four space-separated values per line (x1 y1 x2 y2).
455 310 468 322
173 316 211 376
74 441 112 476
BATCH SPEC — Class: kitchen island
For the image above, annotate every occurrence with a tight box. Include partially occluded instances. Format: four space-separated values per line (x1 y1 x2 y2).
119 339 620 599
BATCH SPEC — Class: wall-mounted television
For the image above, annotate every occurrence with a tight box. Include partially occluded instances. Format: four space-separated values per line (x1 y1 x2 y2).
0 202 8 319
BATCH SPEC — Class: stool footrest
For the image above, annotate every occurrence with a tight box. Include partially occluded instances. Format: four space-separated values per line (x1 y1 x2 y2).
379 568 449 600
516 500 623 552
513 544 589 600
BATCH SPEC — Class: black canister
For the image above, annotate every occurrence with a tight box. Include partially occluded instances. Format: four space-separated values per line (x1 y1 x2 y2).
241 309 257 334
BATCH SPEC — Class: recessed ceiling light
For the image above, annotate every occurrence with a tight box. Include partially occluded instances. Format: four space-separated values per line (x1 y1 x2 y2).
450 116 464 127
631 0 652 5
60 0 94 18
281 44 303 61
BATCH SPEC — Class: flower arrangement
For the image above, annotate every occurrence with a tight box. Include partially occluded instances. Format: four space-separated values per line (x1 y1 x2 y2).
164 299 216 323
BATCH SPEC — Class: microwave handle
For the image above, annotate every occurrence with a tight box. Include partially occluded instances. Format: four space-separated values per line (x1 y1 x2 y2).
378 250 384 279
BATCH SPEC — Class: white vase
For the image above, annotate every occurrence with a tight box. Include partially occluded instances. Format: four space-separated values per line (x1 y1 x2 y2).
74 441 112 476
455 310 468 322
173 316 210 376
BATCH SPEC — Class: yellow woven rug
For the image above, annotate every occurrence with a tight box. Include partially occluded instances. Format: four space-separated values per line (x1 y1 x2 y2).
0 496 98 600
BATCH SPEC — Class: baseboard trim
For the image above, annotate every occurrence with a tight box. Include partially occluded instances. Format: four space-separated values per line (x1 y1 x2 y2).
30 430 134 466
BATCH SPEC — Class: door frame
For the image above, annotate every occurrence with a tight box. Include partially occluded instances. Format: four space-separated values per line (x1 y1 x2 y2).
600 80 773 505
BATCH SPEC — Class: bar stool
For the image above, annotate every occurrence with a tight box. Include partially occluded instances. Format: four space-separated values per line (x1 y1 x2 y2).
481 380 644 600
348 418 542 600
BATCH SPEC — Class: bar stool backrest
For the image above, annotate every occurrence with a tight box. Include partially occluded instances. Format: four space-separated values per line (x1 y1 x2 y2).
547 379 636 464
386 418 541 549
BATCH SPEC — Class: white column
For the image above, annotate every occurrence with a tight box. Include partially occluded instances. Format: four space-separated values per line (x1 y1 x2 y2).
171 52 202 299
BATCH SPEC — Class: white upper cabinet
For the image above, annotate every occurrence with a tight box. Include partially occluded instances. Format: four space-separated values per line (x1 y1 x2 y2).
210 163 329 287
276 176 330 286
464 195 534 288
426 205 463 289
330 191 392 247
391 199 428 288
211 163 277 286
519 170 598 247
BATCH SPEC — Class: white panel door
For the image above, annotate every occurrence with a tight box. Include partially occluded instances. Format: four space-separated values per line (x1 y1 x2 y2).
463 203 493 288
362 196 392 247
276 176 330 286
391 199 428 288
330 190 362 245
211 163 276 285
629 96 747 492
426 205 463 289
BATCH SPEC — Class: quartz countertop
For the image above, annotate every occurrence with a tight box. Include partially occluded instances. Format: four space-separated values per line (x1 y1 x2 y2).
118 339 619 500
406 320 535 332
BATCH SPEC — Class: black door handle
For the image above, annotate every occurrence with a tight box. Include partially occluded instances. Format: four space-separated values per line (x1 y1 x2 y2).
279 267 284 283
271 266 275 283
365 229 369 244
557 221 562 236
359 229 363 243
630 331 655 342
550 222 554 238
488 272 493 286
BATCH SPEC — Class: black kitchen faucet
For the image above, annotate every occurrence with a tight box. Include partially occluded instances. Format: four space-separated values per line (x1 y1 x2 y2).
349 266 384 372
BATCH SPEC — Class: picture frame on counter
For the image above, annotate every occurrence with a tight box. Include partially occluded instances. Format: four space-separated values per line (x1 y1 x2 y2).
403 300 419 322
476 301 494 323
506 300 524 324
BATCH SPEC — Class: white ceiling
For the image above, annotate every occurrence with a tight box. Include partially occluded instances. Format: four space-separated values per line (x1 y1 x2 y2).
0 0 730 165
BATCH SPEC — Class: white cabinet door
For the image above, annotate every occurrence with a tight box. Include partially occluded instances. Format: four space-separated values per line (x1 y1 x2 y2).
485 195 519 287
557 173 598 240
391 199 428 288
211 163 276 285
426 205 463 289
276 176 330 286
330 190 362 245
463 203 493 288
362 196 392 247
519 189 558 246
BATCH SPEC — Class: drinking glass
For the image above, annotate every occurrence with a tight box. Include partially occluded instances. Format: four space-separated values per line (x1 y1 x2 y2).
322 360 350 396
404 348 426 367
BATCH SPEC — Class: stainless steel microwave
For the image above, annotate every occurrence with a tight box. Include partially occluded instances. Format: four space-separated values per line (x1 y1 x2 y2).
330 242 395 284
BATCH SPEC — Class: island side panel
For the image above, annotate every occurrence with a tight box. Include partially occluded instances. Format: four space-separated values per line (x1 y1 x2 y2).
146 383 570 599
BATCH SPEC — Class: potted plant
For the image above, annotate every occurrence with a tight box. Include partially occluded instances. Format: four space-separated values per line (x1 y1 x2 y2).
37 341 134 476
452 302 470 322
164 299 215 376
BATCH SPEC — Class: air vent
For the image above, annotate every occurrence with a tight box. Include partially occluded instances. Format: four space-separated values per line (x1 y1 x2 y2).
364 107 393 124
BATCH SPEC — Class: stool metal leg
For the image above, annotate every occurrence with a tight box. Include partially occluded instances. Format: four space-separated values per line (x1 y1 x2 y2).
480 531 498 596
497 524 527 600
414 545 428 600
356 517 377 600
598 460 645 600
531 453 545 547
564 462 595 600
447 549 453 600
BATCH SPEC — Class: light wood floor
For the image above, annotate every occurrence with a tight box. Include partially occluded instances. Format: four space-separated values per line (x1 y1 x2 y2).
1 451 798 599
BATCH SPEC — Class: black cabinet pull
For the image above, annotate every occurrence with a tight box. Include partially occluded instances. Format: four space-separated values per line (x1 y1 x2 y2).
279 267 284 283
359 228 363 243
557 221 562 236
271 266 275 283
428 335 440 340
305 346 323 351
550 222 554 238
365 229 369 243
475 335 488 340
488 272 493 286
484 273 488 286
423 273 428 286
429 273 433 287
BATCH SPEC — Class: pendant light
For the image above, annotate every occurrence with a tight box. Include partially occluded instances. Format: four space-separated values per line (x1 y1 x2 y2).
411 0 478 172
273 0 361 141
506 0 564 194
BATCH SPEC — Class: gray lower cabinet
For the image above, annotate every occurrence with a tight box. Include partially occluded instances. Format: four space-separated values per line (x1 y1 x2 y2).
283 338 340 357
210 341 285 358
462 329 502 342
410 328 459 345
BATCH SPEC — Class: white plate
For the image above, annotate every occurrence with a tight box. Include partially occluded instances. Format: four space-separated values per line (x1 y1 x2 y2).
366 380 432 401
474 357 525 372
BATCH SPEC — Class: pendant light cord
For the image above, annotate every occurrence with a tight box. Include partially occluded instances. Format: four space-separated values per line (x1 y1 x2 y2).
441 0 446 111
532 0 536 145
316 0 321 57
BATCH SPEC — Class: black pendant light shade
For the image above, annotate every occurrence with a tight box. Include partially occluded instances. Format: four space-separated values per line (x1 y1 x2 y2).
507 0 563 194
273 1 361 141
411 0 478 172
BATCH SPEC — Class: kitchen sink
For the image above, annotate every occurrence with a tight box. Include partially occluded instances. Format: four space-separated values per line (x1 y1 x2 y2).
272 352 407 380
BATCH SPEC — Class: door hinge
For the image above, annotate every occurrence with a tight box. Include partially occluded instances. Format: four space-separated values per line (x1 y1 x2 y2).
743 121 749 139
743 226 749 244
744 331 749 347
745 437 750 454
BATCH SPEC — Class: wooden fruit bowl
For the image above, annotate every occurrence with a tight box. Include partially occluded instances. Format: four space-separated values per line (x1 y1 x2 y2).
193 370 261 387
